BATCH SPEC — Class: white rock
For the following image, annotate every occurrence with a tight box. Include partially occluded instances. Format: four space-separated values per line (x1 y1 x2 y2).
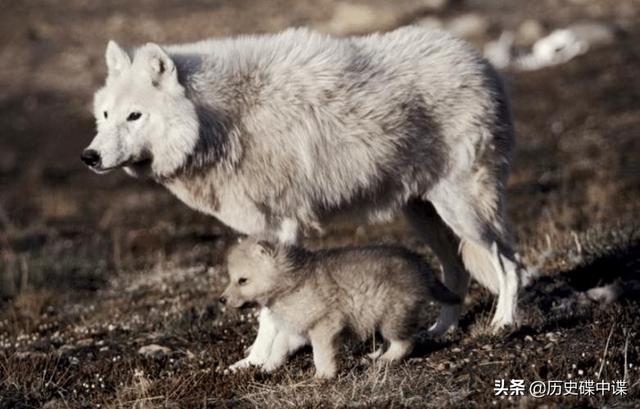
138 344 171 357
484 31 515 69
586 281 623 304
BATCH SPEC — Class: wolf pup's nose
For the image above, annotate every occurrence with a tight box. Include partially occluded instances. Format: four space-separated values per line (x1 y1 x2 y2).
81 149 101 167
218 296 227 305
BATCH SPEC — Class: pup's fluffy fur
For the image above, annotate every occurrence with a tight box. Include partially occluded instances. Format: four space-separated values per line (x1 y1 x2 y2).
222 238 460 378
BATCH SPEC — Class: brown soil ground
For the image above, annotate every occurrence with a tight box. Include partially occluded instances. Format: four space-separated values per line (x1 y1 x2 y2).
0 0 639 408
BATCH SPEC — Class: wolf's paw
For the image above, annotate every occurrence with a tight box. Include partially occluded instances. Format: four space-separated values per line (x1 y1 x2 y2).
314 368 337 380
261 359 285 373
490 314 520 334
229 357 255 372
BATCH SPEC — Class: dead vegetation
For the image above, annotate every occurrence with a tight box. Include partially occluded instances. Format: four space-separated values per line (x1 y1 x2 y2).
1 0 639 408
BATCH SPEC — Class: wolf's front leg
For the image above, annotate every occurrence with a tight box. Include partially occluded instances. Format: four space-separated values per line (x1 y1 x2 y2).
231 220 307 371
229 307 276 371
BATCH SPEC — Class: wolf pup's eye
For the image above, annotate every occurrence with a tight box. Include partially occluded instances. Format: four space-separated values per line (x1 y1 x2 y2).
238 278 248 286
127 111 142 121
103 111 108 119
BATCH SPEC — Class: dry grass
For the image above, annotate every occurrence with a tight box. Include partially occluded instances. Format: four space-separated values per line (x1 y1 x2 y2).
1 0 640 407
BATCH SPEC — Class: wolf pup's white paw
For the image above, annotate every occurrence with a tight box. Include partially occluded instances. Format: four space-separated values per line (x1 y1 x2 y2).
367 347 383 361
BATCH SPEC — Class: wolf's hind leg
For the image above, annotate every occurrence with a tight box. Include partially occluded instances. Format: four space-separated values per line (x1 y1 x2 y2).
428 185 522 332
405 200 469 336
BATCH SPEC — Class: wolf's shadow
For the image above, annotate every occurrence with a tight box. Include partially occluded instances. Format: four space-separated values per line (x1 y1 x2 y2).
453 237 640 339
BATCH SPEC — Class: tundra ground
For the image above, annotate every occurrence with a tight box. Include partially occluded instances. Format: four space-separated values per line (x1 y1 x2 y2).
1 0 639 407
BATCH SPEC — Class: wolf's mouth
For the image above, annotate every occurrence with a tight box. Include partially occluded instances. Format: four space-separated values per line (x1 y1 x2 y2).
238 301 258 310
87 152 153 175
126 157 152 170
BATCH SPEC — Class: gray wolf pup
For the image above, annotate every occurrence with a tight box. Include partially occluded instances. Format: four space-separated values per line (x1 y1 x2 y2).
220 238 460 378
82 26 524 370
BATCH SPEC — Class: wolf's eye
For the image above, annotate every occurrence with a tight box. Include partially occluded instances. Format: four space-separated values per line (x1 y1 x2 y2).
103 111 108 119
127 111 142 121
238 278 248 286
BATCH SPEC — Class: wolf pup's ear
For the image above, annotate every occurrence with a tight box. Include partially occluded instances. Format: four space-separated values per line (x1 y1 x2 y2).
138 43 177 88
256 240 276 257
105 40 131 78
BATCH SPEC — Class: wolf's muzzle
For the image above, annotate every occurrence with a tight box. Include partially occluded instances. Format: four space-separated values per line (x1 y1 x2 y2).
81 149 101 168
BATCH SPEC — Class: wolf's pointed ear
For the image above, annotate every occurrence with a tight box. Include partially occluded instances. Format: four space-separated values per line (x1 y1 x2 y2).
256 240 276 257
139 43 177 87
105 40 131 77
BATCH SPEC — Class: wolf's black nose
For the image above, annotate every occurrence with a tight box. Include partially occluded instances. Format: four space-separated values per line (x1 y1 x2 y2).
218 296 227 305
81 149 101 167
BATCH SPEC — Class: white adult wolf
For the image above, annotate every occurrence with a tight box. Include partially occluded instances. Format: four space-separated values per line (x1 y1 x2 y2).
83 26 523 371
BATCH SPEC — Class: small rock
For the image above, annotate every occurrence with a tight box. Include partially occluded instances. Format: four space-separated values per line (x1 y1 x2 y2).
42 399 65 409
15 351 46 359
586 281 622 304
76 338 94 347
138 344 171 357
57 344 76 354
524 335 534 342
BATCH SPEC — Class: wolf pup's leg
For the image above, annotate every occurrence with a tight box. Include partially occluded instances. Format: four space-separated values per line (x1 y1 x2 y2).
262 330 307 373
308 317 343 379
233 220 307 371
229 308 276 371
378 318 414 363
261 331 290 373
379 339 413 363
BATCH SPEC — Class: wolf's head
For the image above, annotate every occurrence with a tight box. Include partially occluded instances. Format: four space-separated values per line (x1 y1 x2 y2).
220 239 286 309
82 41 199 178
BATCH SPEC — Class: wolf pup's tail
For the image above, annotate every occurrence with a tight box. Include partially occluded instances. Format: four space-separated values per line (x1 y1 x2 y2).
427 277 462 306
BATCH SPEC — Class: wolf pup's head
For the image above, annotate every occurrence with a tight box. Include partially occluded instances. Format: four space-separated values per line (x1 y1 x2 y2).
82 41 198 178
220 239 284 309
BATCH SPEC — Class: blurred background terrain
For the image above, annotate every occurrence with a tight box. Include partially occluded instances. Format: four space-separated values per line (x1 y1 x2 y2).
0 0 639 407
